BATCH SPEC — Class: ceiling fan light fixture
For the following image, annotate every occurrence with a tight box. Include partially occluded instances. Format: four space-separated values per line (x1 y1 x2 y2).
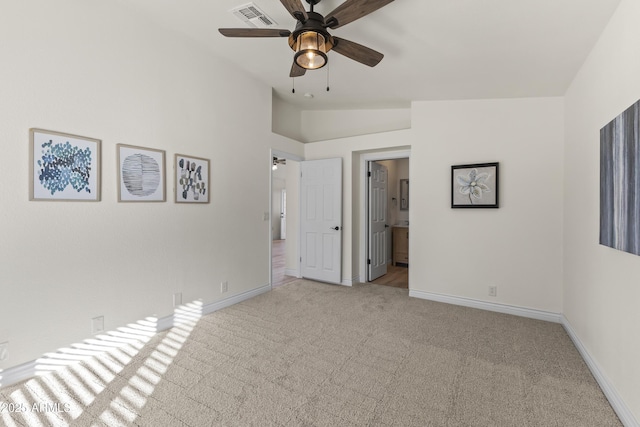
294 31 327 70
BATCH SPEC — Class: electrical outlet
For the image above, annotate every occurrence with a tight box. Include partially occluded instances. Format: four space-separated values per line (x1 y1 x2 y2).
488 286 497 297
221 281 228 293
0 341 8 361
173 292 182 307
263 212 269 221
91 316 105 334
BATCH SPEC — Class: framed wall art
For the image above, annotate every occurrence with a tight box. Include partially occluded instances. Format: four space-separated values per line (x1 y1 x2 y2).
600 99 640 256
117 144 166 202
451 162 499 208
400 179 409 211
174 154 210 203
29 128 101 201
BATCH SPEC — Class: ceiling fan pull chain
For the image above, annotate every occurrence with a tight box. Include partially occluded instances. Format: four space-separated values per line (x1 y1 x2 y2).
292 78 296 94
326 63 330 92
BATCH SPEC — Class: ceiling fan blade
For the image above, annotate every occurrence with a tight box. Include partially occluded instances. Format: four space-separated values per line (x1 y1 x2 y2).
218 28 291 38
290 61 307 77
332 37 384 67
280 0 308 21
325 0 394 29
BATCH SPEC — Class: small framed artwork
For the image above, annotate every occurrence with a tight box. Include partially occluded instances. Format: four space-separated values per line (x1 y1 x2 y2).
117 144 166 202
399 179 409 211
451 162 499 208
30 128 101 201
174 154 210 203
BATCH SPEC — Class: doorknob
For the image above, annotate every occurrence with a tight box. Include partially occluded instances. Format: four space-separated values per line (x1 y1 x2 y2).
330 226 340 231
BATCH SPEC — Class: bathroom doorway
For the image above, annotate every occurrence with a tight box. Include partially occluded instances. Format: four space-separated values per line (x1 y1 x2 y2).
366 156 409 289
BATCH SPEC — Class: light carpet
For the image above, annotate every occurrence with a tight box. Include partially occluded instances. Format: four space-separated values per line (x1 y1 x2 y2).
0 279 621 426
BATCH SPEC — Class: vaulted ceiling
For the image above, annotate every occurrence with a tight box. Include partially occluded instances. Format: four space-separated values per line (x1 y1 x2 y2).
118 0 621 111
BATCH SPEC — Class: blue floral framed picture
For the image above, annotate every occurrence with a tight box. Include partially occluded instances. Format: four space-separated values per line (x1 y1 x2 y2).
451 162 499 208
29 128 101 201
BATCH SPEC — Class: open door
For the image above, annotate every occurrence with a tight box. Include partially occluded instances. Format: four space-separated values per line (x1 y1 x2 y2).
300 158 342 284
368 161 388 281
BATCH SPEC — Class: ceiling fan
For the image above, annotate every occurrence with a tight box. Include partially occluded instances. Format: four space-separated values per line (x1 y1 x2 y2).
219 0 394 77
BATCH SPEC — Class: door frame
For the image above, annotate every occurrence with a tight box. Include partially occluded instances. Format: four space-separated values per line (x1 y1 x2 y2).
269 149 304 288
360 149 411 283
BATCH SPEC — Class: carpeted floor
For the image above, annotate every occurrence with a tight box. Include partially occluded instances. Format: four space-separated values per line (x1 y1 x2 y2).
0 280 621 426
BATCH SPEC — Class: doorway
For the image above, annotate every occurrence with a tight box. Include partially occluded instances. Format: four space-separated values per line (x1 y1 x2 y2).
269 151 344 288
365 154 410 289
270 151 301 288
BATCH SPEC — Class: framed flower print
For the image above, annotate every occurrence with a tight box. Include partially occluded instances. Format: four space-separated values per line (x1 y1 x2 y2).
451 162 499 208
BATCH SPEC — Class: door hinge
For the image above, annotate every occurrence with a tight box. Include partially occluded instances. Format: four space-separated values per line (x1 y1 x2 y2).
368 259 371 265
368 171 371 177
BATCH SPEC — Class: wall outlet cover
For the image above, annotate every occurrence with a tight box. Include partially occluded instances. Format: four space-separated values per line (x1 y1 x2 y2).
173 292 182 307
0 341 8 361
91 316 105 334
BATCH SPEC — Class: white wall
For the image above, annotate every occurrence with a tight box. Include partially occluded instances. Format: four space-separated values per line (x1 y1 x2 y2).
393 158 410 225
564 0 640 420
0 0 302 369
411 98 564 312
300 109 411 143
272 95 303 142
306 99 564 314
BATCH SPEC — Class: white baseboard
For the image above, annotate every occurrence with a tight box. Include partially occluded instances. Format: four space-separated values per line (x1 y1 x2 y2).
0 284 272 389
156 284 272 331
409 290 562 323
561 316 638 427
340 275 359 287
156 314 174 332
202 284 271 317
284 268 299 278
0 360 37 389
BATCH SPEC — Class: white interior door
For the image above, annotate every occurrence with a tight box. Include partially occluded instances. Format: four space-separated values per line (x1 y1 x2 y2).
300 158 342 284
368 161 388 281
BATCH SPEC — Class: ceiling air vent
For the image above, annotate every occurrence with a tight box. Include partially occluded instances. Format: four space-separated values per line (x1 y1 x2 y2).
230 3 277 28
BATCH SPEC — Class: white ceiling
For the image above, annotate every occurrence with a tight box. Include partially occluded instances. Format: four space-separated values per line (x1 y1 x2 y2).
117 0 621 110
